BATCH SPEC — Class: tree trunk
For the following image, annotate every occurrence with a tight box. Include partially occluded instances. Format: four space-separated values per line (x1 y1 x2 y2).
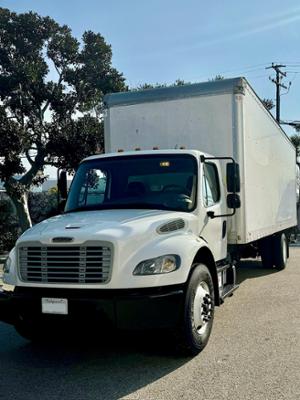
5 185 32 233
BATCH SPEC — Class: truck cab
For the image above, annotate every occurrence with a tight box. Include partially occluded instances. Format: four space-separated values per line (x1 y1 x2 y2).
2 149 239 355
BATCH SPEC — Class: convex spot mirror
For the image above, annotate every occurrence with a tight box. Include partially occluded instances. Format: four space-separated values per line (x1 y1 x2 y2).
226 163 240 193
227 193 241 209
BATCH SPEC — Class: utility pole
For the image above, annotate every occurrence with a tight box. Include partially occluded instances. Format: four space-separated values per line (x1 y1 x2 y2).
266 63 288 123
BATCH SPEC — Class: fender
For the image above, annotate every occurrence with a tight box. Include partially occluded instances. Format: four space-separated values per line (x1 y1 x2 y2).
115 232 217 289
191 245 221 306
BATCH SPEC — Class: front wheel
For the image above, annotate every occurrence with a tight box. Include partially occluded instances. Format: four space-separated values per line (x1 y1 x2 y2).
14 316 41 341
175 263 215 356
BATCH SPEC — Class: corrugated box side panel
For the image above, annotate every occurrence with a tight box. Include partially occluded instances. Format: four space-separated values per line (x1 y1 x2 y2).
242 85 297 243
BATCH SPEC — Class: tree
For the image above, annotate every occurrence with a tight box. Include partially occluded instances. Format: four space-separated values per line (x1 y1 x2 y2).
132 79 191 91
0 8 126 231
209 74 225 81
261 98 275 111
290 134 300 156
0 198 19 252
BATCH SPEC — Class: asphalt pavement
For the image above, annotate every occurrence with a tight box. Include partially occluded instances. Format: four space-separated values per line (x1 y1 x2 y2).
0 249 299 400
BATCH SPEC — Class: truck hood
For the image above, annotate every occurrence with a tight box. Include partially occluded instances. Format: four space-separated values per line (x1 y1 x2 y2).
18 209 196 245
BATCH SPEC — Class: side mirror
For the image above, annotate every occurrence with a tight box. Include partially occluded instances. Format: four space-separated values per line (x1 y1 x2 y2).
226 163 240 193
227 193 241 209
58 170 68 199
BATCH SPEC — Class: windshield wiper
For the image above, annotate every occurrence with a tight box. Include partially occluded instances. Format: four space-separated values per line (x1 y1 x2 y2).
65 202 171 213
109 202 169 210
64 204 111 213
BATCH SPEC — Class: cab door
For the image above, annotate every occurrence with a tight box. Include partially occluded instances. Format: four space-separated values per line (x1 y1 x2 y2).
199 161 227 261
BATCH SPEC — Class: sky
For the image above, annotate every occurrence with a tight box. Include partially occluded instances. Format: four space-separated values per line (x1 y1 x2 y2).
2 0 300 176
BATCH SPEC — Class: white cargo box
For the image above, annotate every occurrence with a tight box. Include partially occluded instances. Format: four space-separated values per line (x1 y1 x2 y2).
104 78 297 244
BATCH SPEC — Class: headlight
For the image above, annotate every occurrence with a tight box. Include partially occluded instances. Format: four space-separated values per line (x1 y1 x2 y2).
3 256 11 273
133 255 180 275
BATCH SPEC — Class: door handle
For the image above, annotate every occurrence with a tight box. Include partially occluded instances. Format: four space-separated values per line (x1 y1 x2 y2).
222 221 227 239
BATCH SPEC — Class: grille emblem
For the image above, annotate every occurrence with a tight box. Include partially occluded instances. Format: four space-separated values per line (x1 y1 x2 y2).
65 224 81 229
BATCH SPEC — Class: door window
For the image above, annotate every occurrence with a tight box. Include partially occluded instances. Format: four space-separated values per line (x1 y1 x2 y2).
202 163 220 207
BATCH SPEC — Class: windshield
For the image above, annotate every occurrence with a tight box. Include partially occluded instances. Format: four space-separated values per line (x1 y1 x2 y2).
65 154 198 213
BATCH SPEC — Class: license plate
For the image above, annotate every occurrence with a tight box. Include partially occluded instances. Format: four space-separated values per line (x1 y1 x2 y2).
42 298 68 315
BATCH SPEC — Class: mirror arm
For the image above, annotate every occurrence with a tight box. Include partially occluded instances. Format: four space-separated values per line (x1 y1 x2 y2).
207 209 237 219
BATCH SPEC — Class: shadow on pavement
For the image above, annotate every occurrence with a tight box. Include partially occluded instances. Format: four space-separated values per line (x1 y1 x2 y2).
237 259 278 284
0 324 190 400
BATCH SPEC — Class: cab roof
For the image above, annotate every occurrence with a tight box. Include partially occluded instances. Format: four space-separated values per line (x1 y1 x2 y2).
82 149 213 163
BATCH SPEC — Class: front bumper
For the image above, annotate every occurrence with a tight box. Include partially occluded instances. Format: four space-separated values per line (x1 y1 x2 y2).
0 285 185 330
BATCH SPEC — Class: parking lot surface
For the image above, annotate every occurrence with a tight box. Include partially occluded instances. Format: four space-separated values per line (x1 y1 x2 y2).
0 248 299 400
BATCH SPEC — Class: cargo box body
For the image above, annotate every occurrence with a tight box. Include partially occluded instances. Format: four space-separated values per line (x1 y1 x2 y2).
104 78 297 244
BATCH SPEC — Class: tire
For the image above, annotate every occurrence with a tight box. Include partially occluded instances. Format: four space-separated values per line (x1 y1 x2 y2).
14 316 40 341
260 237 274 268
273 233 288 270
175 263 215 356
260 233 288 270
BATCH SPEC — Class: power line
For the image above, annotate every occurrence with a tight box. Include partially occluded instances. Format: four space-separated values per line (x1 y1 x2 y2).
216 64 270 77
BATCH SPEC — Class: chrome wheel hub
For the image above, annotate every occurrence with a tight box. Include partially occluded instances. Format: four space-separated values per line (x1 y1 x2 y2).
192 281 212 335
282 236 287 264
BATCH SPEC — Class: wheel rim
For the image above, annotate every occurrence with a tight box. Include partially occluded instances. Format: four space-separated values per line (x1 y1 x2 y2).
192 281 213 335
282 235 287 264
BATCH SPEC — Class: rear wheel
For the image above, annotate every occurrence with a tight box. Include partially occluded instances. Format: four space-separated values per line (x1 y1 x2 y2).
260 237 274 268
175 264 215 356
260 233 288 270
273 233 288 270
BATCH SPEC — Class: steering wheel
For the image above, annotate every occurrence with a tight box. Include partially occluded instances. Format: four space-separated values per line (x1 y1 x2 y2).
162 184 187 193
175 194 192 203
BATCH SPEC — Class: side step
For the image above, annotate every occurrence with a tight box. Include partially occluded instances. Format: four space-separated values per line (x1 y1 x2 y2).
216 263 239 301
222 283 239 299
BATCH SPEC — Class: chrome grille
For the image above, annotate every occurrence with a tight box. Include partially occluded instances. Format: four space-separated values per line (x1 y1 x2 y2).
19 244 112 284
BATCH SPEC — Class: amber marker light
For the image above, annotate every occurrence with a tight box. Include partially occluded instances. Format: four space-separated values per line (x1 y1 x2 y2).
160 161 170 167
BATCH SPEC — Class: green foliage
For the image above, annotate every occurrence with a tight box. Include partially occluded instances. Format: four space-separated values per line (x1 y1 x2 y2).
261 98 275 111
0 7 126 230
0 198 19 252
290 134 300 156
47 115 104 171
293 124 300 133
132 79 191 91
28 192 58 223
209 75 224 81
133 82 168 91
0 191 60 252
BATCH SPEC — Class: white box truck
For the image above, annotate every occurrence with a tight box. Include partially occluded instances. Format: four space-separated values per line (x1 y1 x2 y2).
1 77 298 355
